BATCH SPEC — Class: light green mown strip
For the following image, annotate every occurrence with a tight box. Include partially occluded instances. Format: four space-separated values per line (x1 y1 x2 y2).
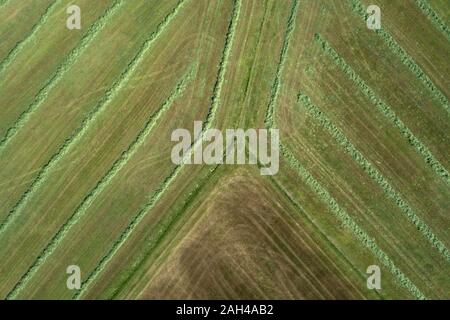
74 0 241 299
0 0 59 75
347 0 450 116
414 0 450 41
315 33 450 187
298 92 450 263
264 0 299 128
6 67 195 300
280 144 426 299
0 0 124 152
0 0 187 238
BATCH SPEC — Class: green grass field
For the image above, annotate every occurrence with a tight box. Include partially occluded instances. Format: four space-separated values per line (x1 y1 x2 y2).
0 0 448 299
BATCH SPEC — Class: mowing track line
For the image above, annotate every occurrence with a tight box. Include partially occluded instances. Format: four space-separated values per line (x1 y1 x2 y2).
315 33 450 187
0 0 186 240
0 0 124 152
6 66 195 299
347 0 450 116
298 92 450 263
74 0 241 299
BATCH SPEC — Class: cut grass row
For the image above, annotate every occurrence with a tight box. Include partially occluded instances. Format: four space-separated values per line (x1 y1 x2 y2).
279 144 426 299
261 0 425 299
6 66 195 299
0 0 59 75
414 0 450 40
268 173 387 299
314 33 450 188
106 164 221 299
0 0 186 238
347 0 450 116
264 0 298 128
0 0 124 152
74 0 241 299
297 92 450 263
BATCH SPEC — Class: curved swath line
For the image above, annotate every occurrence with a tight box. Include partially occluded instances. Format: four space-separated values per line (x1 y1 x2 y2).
347 0 450 116
264 0 299 128
260 0 424 300
0 0 186 239
0 0 59 75
6 66 196 300
280 144 426 300
0 0 125 152
73 0 241 299
414 0 450 41
297 92 450 263
315 34 450 187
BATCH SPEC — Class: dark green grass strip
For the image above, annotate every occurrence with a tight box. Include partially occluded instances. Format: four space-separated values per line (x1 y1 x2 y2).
315 33 450 187
347 0 450 116
414 0 450 41
6 66 195 300
0 0 125 152
280 144 426 299
73 0 241 299
264 0 299 128
0 0 59 75
0 0 186 240
298 92 450 263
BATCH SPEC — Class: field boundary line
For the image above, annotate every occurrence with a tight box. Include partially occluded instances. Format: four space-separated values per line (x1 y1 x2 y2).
6 66 196 299
74 0 241 299
0 0 60 76
315 33 450 187
280 144 426 299
414 0 450 41
347 0 450 116
264 0 299 128
298 92 450 263
0 0 125 152
0 0 187 239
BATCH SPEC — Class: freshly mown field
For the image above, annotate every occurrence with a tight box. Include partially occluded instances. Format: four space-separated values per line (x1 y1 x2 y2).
0 0 448 299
